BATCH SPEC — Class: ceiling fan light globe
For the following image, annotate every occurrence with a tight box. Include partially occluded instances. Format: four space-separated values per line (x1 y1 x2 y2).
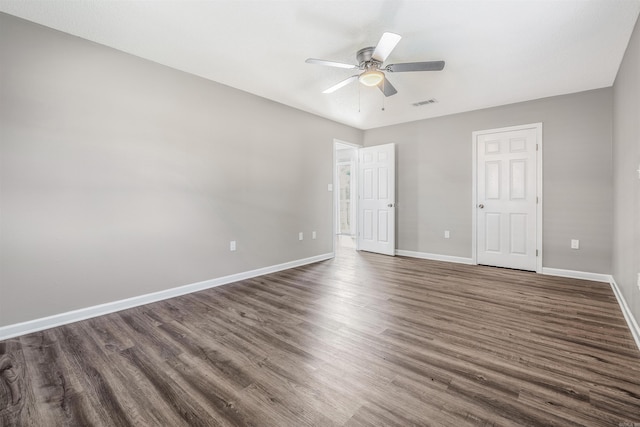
359 70 384 87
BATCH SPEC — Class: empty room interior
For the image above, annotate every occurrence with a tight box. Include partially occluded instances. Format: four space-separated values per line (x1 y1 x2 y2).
1 0 640 425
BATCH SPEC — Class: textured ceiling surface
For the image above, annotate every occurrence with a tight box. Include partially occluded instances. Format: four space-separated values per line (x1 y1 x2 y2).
1 0 639 130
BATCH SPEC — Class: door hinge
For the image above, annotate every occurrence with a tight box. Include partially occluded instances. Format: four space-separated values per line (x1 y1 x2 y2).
536 196 539 204
536 144 539 151
536 249 539 257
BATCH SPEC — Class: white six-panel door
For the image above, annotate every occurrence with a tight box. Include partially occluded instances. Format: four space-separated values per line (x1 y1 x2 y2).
475 126 539 271
358 143 395 256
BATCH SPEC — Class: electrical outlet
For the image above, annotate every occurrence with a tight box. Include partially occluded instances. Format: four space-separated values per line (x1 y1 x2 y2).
444 230 450 239
312 231 317 239
637 273 640 291
571 239 579 249
327 184 333 191
299 232 304 241
230 241 236 251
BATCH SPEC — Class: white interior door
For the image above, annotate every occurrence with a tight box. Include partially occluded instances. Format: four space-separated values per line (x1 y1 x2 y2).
358 143 396 256
475 126 539 271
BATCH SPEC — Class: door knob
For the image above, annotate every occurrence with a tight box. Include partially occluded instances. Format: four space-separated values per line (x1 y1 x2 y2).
388 203 394 208
478 204 484 209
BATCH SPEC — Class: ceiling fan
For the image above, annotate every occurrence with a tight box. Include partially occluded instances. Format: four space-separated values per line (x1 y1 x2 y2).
306 32 445 97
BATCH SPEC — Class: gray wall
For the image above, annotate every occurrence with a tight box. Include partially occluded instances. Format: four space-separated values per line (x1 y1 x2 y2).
1 10 634 331
363 88 613 274
613 17 640 325
0 14 362 327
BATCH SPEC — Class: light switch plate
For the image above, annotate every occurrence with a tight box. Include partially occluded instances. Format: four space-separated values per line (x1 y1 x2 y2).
571 239 579 249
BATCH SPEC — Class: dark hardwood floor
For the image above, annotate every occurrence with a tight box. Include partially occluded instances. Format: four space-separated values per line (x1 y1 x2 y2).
1 237 639 426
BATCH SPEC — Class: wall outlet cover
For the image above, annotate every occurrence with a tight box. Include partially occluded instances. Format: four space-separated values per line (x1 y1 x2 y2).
571 239 579 249
299 232 304 241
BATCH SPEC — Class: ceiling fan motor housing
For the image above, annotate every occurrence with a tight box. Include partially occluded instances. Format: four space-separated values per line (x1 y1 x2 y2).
356 47 380 69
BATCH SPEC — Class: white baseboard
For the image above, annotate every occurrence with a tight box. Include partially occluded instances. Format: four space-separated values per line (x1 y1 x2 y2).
395 249 474 265
541 267 612 283
0 253 334 341
609 277 640 352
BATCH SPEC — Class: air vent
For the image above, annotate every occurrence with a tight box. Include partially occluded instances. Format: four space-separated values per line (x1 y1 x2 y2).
412 99 438 107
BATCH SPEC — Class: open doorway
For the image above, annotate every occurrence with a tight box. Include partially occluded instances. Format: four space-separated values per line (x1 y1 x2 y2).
332 140 397 255
334 140 359 251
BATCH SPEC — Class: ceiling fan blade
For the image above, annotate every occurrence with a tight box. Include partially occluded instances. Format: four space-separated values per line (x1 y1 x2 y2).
386 61 445 72
372 32 402 63
378 76 398 97
323 75 359 94
306 58 359 70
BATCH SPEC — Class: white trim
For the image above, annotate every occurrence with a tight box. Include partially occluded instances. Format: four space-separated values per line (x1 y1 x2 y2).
396 249 474 265
542 267 612 283
535 123 543 273
471 123 543 273
609 277 640 352
0 253 333 341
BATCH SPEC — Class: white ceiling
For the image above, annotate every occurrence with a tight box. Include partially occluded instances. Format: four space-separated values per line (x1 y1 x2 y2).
1 0 639 130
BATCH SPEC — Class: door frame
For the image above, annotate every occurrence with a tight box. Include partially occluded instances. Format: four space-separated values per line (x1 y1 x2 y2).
333 139 361 254
471 123 543 273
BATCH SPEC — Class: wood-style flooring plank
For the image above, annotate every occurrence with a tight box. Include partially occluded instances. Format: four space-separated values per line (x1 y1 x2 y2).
1 239 640 426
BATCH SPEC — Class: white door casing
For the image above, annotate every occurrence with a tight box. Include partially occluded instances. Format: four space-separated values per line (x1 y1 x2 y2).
358 143 396 256
473 124 542 272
